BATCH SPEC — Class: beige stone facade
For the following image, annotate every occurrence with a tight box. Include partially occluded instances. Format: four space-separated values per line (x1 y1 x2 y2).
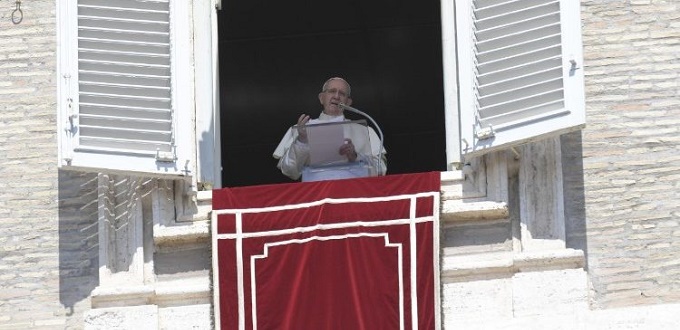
1 0 679 329
576 0 680 310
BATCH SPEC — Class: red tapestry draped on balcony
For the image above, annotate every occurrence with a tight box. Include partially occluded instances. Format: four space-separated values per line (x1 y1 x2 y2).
212 172 441 330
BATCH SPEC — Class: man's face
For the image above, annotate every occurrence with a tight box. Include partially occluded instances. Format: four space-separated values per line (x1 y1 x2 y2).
318 79 352 116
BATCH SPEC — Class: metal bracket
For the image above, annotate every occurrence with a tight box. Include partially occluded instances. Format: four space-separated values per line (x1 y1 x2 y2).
510 146 520 160
569 55 581 76
476 125 495 140
156 148 177 163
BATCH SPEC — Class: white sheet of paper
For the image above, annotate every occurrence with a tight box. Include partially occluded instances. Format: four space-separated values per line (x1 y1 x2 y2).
306 121 346 166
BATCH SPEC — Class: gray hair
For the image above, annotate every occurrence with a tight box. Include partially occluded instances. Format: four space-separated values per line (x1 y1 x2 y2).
321 77 351 97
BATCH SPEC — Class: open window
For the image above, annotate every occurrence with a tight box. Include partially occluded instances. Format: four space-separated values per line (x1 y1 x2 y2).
57 0 584 189
217 0 448 187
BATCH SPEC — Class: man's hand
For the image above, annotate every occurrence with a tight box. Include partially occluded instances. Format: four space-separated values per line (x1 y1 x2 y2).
339 138 358 162
296 114 310 143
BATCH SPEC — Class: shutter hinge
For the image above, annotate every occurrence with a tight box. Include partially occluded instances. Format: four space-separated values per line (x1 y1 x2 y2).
156 147 177 163
476 125 495 140
63 73 77 133
66 97 77 130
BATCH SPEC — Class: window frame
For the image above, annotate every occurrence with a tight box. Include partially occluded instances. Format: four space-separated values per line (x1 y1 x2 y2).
57 0 584 186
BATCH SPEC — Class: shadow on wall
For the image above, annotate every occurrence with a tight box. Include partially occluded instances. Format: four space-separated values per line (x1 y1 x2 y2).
561 131 589 268
58 170 99 316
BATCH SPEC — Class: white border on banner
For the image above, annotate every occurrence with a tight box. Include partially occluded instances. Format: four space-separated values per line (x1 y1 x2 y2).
212 191 441 330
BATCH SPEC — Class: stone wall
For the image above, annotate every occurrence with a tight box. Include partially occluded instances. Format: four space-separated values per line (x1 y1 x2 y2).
0 1 99 328
564 0 680 309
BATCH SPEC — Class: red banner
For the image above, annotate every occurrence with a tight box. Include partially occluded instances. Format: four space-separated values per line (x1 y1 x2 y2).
212 172 441 330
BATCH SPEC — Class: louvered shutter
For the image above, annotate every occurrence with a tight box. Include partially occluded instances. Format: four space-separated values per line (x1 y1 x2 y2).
58 0 194 176
454 0 585 157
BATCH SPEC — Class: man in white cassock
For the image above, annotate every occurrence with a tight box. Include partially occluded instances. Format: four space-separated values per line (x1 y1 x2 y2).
273 77 387 181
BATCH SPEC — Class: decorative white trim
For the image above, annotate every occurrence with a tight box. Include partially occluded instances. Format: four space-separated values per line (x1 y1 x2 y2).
212 192 438 215
215 217 434 240
213 191 440 330
250 234 405 330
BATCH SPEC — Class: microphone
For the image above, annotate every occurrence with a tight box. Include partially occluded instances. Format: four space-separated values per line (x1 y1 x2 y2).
338 103 385 176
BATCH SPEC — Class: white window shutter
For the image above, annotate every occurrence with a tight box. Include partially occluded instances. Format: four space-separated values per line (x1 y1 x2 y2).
455 0 585 158
58 0 194 176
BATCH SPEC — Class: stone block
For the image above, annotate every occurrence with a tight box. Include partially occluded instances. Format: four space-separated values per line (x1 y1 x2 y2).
84 305 158 330
442 277 513 327
158 304 212 330
511 269 589 317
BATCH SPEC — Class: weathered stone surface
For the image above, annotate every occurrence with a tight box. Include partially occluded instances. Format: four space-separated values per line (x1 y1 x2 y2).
84 305 158 330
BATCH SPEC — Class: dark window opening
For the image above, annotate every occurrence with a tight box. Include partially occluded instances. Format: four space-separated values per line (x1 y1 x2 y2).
218 0 446 187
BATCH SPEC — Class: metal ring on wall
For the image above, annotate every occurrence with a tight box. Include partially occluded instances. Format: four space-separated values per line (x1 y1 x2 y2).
12 1 23 25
